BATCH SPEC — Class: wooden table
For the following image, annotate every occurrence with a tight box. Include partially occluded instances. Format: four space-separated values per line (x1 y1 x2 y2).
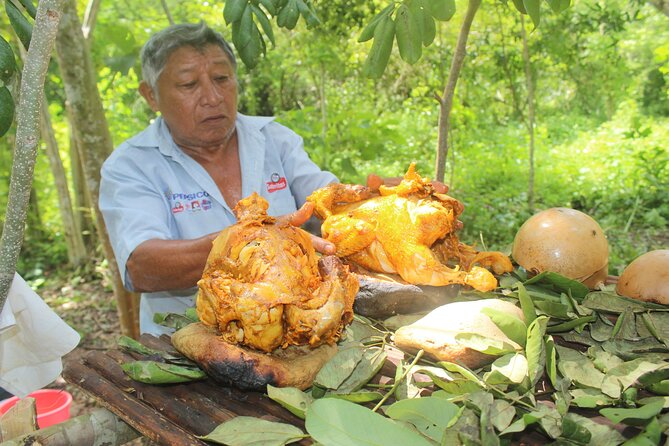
62 334 310 446
63 332 632 446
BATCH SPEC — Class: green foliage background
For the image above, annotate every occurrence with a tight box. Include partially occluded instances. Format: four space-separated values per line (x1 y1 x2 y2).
0 0 667 280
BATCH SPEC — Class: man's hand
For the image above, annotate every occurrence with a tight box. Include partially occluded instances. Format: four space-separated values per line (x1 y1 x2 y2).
366 173 449 194
279 202 336 255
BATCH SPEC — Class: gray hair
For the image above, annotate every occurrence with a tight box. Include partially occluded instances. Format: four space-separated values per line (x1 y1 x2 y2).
140 22 237 91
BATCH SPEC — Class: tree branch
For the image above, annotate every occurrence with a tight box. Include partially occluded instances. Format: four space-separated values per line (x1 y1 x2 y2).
0 0 66 311
435 0 482 182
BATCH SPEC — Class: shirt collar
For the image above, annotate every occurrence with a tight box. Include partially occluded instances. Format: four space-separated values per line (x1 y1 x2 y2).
126 114 276 155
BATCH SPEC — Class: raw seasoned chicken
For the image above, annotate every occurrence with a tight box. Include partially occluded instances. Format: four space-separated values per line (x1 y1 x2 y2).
307 164 513 291
196 193 358 353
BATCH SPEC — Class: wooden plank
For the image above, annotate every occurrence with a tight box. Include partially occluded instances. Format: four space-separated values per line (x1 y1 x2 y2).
84 350 234 437
0 398 37 441
62 358 206 446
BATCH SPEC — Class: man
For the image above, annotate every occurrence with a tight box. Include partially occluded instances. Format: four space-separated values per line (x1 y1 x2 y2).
99 22 337 336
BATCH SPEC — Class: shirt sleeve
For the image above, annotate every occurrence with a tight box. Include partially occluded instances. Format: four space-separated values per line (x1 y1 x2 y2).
99 148 172 291
268 122 339 207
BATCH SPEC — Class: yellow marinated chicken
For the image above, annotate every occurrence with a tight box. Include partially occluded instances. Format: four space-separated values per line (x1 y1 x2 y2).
196 193 358 353
307 164 513 292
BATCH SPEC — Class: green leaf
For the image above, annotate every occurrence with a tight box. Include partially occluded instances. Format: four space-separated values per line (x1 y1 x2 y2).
547 314 597 334
525 316 548 386
305 398 434 446
485 353 528 385
259 0 276 15
295 0 320 28
0 86 15 137
313 343 364 390
121 360 206 384
517 283 537 325
233 5 254 50
624 417 662 445
413 0 435 46
481 307 527 347
251 4 275 47
564 413 625 445
556 345 607 390
603 358 666 396
491 399 516 432
546 0 571 13
560 415 592 444
522 0 541 27
267 385 313 419
569 388 616 408
599 400 664 426
640 312 669 347
233 10 263 68
427 0 455 21
430 377 481 395
357 4 394 43
223 0 248 24
438 361 486 386
335 347 386 394
545 336 558 386
199 416 306 445
276 0 300 29
153 312 196 330
510 0 527 14
362 15 395 79
5 0 32 50
325 391 383 403
582 292 665 313
386 397 460 443
454 332 519 356
394 4 422 65
639 364 669 382
16 0 36 18
0 35 16 84
533 300 571 319
524 271 589 300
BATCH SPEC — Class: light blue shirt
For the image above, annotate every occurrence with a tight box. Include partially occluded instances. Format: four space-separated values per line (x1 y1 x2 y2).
99 114 338 336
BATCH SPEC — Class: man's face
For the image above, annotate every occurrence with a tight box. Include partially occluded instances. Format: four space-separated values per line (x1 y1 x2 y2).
140 44 238 150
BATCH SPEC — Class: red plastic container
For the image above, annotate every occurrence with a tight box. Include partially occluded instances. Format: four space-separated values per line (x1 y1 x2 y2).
0 389 73 429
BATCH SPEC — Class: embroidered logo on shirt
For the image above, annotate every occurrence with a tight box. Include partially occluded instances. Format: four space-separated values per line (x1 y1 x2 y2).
166 190 213 214
266 172 287 193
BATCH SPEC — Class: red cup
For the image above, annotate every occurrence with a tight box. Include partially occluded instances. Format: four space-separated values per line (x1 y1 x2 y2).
0 389 73 429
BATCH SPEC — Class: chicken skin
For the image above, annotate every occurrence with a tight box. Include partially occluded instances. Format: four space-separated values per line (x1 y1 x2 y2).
307 164 513 292
196 193 358 353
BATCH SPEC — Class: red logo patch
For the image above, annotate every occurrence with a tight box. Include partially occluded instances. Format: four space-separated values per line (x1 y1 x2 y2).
266 176 287 193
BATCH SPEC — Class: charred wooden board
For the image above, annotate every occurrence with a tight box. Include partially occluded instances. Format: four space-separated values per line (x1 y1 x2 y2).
62 334 309 446
354 272 461 318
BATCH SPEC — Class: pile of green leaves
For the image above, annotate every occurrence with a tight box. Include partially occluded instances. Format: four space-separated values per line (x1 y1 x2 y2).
196 271 668 446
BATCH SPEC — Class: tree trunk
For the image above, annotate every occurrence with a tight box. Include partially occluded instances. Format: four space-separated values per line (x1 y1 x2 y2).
40 99 88 266
53 0 140 338
0 408 140 445
435 0 482 182
81 0 102 40
0 0 66 311
160 0 176 25
520 14 536 214
69 133 97 251
16 39 87 267
648 0 669 17
27 187 44 238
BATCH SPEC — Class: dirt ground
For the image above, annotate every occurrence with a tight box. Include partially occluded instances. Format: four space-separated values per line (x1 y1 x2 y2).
40 277 146 444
